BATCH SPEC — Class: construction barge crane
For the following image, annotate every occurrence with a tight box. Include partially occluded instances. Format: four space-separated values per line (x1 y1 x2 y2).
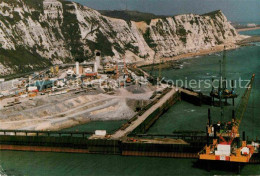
199 74 259 164
210 46 238 106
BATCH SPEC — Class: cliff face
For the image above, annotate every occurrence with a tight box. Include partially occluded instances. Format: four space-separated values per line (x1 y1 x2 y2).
0 0 242 76
140 11 240 57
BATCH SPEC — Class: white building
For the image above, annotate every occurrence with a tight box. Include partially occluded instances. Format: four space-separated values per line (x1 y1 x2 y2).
247 23 257 28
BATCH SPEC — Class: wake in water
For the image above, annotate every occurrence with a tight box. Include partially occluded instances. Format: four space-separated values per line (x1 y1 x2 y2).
251 42 260 46
0 165 7 176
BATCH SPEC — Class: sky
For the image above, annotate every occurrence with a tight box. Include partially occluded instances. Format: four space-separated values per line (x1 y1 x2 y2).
73 0 260 23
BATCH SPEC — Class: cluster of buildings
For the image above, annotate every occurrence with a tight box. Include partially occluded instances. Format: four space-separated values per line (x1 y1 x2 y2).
0 51 148 106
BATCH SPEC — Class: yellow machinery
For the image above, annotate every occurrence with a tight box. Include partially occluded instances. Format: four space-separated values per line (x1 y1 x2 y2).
29 92 37 98
199 74 255 163
55 65 59 75
50 67 54 75
50 66 59 75
124 55 127 74
104 63 116 73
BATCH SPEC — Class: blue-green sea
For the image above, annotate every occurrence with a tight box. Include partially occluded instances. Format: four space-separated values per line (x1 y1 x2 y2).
0 32 260 175
149 43 260 139
239 29 260 36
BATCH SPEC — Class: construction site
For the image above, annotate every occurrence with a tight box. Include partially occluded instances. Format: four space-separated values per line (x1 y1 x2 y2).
0 48 259 174
0 50 154 130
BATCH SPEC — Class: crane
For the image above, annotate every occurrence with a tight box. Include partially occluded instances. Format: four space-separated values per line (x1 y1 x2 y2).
217 73 255 144
148 52 163 85
158 57 162 81
149 54 155 77
200 74 256 163
148 54 157 85
210 46 238 107
232 74 255 134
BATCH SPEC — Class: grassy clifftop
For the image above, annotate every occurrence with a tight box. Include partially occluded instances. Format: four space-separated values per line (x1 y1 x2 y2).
99 10 166 23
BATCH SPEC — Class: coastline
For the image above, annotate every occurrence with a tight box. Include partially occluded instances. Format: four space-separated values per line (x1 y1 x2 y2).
236 27 260 32
136 44 238 68
137 35 260 69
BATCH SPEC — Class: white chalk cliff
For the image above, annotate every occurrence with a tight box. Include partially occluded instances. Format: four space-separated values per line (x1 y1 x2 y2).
0 0 243 75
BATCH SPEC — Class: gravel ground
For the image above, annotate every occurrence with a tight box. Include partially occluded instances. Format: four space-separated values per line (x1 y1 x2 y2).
0 85 154 131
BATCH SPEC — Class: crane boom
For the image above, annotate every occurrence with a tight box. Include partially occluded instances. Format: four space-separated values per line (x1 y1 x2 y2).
234 74 255 129
222 46 227 81
219 74 255 138
150 54 156 77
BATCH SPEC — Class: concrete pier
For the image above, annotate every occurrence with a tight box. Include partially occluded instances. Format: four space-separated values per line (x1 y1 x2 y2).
111 88 179 139
179 87 212 106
